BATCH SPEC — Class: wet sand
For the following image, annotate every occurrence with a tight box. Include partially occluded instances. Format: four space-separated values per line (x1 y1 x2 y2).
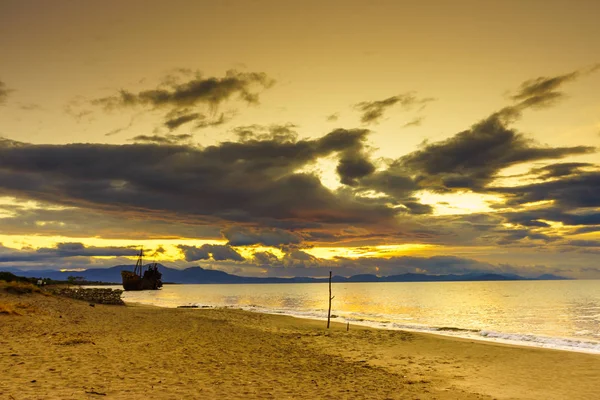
1 290 599 399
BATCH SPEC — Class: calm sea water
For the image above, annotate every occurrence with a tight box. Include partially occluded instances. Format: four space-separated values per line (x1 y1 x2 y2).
108 280 600 354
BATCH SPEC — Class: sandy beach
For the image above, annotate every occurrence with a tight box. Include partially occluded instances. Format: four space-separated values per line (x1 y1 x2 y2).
1 289 599 400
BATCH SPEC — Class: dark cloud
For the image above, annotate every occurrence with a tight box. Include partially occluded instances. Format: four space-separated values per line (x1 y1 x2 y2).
354 93 435 124
528 162 594 179
402 201 434 215
281 250 321 268
502 206 600 227
326 113 339 122
378 72 595 191
2 69 599 268
0 203 222 240
357 163 419 201
499 67 599 122
336 154 376 186
0 242 138 263
164 110 203 130
92 69 273 131
571 226 600 235
233 123 298 143
252 251 280 265
495 229 559 246
222 226 303 247
0 130 401 233
566 240 600 247
178 244 244 262
41 242 139 257
163 110 231 130
510 72 579 109
93 70 274 111
129 133 193 145
399 114 594 191
497 172 600 209
342 71 596 202
195 113 231 129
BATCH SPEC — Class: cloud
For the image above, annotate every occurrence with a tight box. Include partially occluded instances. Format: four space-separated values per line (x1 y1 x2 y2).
252 251 280 265
91 69 273 131
0 130 403 232
222 226 303 247
163 109 231 130
566 240 600 247
0 202 222 240
178 244 245 262
326 113 339 122
42 242 139 257
498 67 599 122
129 133 193 145
354 93 434 124
195 113 231 129
164 110 203 130
510 72 579 109
572 226 600 234
502 206 600 227
399 114 594 191
105 115 138 136
497 172 600 209
240 252 562 279
336 154 376 186
0 242 138 263
233 123 298 143
342 70 596 199
94 70 274 111
2 69 599 268
528 162 595 179
403 117 424 128
494 229 559 246
0 80 12 105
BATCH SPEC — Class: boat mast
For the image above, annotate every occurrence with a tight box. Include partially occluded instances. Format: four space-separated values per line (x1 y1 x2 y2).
134 247 143 277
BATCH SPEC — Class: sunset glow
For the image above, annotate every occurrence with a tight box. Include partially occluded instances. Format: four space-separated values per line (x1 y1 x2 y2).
0 0 599 279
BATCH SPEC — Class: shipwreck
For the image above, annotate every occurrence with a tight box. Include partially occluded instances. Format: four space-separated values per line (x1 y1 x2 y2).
121 248 163 291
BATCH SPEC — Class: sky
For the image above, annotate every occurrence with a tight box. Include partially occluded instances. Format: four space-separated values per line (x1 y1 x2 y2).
0 0 599 278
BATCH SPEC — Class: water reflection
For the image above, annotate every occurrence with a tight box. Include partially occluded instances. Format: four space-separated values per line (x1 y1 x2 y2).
117 280 600 345
568 298 600 337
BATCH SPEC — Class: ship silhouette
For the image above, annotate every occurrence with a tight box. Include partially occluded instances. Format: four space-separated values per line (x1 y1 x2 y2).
121 248 163 291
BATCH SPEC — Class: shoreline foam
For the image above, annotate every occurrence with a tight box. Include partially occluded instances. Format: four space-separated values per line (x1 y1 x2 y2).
167 301 600 355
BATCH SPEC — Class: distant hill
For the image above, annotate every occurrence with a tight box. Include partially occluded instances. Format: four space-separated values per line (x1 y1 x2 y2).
0 265 571 284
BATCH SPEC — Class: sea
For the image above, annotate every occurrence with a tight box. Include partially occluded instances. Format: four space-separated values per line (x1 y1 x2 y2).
105 280 600 354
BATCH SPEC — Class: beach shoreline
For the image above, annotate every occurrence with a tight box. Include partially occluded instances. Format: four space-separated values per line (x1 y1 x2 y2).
2 290 599 399
118 294 600 357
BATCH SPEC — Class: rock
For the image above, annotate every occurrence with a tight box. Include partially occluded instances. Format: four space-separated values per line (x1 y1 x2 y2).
49 288 124 305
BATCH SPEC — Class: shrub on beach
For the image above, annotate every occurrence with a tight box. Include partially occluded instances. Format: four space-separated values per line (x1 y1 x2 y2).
0 302 20 315
0 271 31 283
1 281 42 295
0 302 35 315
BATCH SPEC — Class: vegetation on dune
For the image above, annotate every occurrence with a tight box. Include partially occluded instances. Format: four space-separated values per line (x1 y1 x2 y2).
0 302 21 315
1 280 43 295
0 271 35 283
0 301 36 315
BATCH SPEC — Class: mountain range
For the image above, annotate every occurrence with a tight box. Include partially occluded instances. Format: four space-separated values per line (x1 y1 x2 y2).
0 265 569 284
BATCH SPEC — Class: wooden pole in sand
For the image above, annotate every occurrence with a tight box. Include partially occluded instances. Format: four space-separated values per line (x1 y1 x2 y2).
327 271 334 329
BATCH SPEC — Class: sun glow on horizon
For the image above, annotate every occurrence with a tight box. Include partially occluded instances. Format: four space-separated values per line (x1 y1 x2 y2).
306 243 438 259
416 191 504 216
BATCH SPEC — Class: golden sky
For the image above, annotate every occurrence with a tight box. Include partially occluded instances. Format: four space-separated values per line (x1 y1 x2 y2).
0 0 599 278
